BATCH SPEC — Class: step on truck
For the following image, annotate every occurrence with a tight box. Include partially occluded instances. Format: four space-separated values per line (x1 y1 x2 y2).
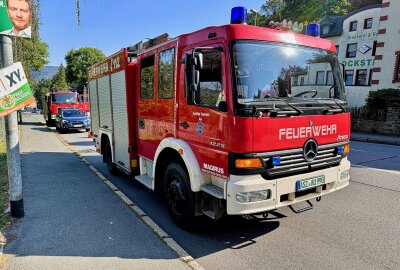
88 7 351 227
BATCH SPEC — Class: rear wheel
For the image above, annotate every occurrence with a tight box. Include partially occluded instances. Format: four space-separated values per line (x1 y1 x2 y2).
105 140 118 175
165 163 195 228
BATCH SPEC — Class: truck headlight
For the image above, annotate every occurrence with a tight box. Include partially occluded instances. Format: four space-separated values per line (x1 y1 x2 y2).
340 170 350 180
236 190 271 203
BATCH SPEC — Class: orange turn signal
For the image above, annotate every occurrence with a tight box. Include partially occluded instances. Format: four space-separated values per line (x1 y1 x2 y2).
235 158 263 169
343 144 350 154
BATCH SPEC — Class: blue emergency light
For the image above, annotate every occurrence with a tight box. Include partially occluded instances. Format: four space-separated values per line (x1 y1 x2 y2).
231 6 247 24
305 23 320 37
272 156 281 166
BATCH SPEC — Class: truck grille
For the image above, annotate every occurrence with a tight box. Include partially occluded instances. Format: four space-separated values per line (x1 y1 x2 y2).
261 142 346 178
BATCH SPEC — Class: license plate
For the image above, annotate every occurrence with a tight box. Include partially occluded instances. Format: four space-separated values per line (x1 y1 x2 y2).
73 124 83 127
296 175 325 191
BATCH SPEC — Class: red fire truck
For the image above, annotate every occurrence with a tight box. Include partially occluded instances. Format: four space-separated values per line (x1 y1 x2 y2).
43 91 90 126
88 8 350 227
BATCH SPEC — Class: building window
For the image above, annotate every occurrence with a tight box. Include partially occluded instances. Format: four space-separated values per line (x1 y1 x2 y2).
158 48 175 99
140 55 155 99
300 77 304 85
394 53 400 82
349 21 357 32
346 43 357 58
293 76 298 86
345 70 354 85
322 26 330 35
368 70 373 86
372 41 377 56
316 71 324 85
326 71 333 85
364 18 373 29
355 69 368 86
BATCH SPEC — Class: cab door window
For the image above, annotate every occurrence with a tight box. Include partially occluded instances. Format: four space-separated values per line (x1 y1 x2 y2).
140 55 155 99
195 50 223 108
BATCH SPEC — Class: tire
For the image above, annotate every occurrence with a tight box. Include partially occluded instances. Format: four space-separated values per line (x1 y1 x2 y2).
55 125 59 131
85 128 90 132
105 140 118 175
164 163 195 228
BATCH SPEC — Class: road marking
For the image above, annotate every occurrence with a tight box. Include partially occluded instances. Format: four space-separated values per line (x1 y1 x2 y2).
47 122 204 270
352 164 400 175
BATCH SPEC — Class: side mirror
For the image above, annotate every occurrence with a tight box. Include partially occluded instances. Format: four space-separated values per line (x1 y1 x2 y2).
190 52 203 91
217 101 227 112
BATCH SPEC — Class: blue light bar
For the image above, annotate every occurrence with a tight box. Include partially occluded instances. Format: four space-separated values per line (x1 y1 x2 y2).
305 23 320 37
231 6 247 24
272 156 281 166
337 147 344 155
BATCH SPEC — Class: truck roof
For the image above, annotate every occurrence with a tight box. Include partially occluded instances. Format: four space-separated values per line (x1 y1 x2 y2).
178 24 336 53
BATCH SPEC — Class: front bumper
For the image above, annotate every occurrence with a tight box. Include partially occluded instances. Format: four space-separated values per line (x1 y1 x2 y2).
226 158 350 215
62 122 90 130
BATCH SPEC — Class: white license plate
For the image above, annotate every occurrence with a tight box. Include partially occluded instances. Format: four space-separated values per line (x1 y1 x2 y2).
73 124 83 127
296 175 325 191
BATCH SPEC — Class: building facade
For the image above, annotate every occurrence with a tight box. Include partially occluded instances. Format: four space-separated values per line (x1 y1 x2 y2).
320 1 399 107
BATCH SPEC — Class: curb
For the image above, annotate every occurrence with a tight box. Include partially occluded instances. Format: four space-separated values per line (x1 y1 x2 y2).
49 126 204 270
350 137 400 146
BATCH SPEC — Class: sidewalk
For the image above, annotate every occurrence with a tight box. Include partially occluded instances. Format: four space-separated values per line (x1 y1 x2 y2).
351 132 400 146
1 115 191 270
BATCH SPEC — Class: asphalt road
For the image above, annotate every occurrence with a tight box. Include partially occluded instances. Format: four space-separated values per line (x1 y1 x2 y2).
32 114 400 270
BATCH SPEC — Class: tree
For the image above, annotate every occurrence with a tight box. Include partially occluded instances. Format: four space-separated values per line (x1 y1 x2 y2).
51 65 68 91
65 47 105 90
32 79 51 109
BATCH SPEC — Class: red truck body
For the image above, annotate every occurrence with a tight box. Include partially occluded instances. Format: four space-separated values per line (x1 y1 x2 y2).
88 23 351 227
43 91 90 125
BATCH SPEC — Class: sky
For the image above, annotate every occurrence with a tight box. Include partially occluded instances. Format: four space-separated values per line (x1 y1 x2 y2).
40 0 267 66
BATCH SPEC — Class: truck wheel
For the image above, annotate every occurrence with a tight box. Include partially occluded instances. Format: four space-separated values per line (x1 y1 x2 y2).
105 140 118 175
165 163 195 228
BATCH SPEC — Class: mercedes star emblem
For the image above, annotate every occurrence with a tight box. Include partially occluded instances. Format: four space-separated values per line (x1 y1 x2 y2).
303 139 318 162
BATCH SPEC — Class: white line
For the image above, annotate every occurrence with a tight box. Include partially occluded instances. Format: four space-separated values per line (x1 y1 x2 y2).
352 164 400 175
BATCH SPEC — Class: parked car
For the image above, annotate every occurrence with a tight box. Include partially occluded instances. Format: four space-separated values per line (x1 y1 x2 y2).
55 108 90 133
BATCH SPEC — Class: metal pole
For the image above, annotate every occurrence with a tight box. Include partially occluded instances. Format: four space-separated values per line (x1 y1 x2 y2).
1 35 24 218
255 13 257 26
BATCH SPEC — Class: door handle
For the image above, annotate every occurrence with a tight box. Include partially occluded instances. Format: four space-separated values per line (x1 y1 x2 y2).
138 118 145 129
179 122 189 129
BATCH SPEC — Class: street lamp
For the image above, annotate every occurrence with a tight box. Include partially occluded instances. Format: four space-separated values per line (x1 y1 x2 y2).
250 8 258 26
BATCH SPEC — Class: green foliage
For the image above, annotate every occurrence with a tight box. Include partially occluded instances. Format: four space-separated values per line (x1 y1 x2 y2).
65 47 105 90
349 0 382 12
51 65 68 91
366 89 400 110
260 0 353 25
32 78 52 109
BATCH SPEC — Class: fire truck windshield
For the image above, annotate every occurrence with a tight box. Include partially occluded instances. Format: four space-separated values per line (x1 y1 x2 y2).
51 93 78 104
232 41 346 106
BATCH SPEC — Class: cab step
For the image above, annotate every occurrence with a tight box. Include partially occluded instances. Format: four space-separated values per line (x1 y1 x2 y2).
201 184 224 199
135 175 154 190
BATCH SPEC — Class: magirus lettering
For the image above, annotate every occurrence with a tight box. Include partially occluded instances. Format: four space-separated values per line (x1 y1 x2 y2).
203 163 224 174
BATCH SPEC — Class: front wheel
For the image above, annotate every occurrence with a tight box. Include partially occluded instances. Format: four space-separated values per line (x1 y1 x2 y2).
165 163 195 228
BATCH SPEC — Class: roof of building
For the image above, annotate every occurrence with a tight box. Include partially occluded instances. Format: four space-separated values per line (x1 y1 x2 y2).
320 4 382 38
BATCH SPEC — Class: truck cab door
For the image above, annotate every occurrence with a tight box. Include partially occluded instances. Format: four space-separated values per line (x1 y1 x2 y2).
177 44 229 179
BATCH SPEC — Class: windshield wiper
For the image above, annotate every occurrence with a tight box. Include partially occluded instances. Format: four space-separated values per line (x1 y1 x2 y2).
320 99 346 114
